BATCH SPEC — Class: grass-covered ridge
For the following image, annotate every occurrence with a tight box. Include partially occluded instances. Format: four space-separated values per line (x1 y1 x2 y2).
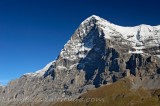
54 78 160 106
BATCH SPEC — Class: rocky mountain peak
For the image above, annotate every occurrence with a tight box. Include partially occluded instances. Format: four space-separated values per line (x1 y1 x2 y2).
0 15 160 106
82 15 104 23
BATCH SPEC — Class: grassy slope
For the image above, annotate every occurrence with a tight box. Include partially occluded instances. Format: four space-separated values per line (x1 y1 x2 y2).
54 78 160 106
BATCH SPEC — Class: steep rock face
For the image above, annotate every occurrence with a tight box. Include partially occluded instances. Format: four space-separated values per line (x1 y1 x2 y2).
1 15 160 105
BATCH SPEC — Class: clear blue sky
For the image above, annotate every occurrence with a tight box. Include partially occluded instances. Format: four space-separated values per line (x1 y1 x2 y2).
0 0 160 85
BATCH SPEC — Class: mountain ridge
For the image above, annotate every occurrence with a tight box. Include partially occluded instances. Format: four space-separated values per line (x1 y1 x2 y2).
1 15 160 106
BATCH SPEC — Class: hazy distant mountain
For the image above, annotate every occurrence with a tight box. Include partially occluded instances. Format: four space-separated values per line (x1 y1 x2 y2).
1 15 160 106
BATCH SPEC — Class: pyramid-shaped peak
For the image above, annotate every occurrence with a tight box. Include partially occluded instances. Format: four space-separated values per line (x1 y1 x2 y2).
81 15 111 26
87 15 107 22
82 15 102 23
89 15 101 19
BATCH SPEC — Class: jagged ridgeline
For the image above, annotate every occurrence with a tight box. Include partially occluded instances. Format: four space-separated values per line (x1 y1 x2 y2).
0 15 160 106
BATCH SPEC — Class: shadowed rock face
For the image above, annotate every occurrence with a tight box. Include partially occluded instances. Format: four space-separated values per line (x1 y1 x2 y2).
0 15 160 106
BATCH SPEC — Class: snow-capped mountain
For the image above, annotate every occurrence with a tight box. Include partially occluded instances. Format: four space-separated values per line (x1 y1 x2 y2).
0 15 160 106
28 15 160 77
26 15 160 77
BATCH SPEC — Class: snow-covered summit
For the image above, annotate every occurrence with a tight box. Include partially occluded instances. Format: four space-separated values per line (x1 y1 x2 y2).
81 15 160 47
59 15 160 61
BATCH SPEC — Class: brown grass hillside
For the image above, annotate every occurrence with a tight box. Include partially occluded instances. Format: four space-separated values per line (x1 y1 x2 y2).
54 78 160 106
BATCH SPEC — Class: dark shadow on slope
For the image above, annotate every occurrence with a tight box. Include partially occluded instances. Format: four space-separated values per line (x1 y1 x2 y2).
126 54 143 76
77 25 106 88
43 64 55 79
108 48 120 72
157 68 160 74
